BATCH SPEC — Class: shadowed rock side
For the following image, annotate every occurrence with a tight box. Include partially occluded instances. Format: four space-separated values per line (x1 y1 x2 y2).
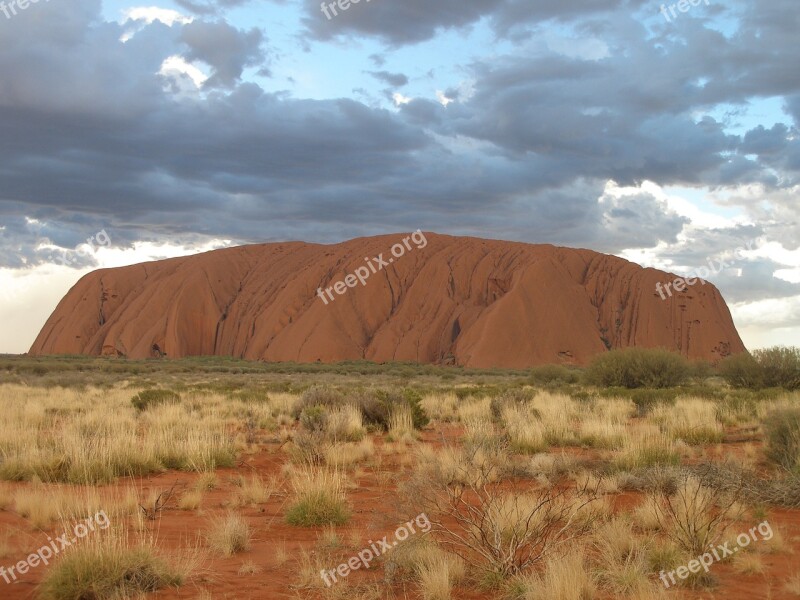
30 233 746 368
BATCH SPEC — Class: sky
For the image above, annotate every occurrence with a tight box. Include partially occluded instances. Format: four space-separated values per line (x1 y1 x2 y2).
0 0 798 354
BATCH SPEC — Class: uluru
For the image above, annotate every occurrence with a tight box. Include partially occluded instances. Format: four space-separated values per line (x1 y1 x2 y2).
29 233 745 368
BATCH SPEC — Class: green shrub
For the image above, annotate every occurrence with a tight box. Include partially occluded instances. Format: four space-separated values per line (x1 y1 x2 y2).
292 385 343 418
719 352 763 389
355 389 429 431
585 348 691 389
755 347 800 390
721 347 800 390
763 408 800 472
299 406 328 433
131 389 180 411
529 364 580 386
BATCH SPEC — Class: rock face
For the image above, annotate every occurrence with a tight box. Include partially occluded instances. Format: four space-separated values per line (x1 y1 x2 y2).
30 233 746 367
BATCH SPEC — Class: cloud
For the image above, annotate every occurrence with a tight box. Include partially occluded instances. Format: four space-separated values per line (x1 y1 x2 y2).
180 21 268 88
368 70 409 87
1 0 800 354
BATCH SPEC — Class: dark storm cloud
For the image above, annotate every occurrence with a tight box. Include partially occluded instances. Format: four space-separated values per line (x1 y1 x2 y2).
301 0 653 45
1 0 799 285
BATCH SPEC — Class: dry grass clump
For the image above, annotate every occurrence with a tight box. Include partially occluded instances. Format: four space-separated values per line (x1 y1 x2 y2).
207 512 252 556
0 386 235 485
421 393 459 423
194 471 218 491
388 404 417 442
413 441 508 489
395 539 466 600
650 398 724 444
267 392 300 420
517 551 597 600
579 418 626 449
178 489 203 511
785 574 800 596
502 405 546 454
285 466 350 526
38 526 194 600
14 486 137 529
614 425 681 471
733 552 764 574
458 397 493 424
530 392 579 446
327 405 366 442
592 518 652 596
232 474 276 507
324 438 375 469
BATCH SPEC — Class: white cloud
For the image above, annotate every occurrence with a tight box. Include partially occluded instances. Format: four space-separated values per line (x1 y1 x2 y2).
392 92 412 106
123 6 193 27
0 239 232 354
120 6 193 42
159 55 209 89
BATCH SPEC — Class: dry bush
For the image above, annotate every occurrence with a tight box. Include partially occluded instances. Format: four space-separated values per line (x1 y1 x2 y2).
404 439 596 577
645 473 744 555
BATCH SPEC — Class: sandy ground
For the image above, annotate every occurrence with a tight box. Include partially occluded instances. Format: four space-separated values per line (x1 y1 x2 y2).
1 426 798 600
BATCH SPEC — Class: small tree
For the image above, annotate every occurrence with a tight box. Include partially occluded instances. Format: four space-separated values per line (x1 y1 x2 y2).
720 347 800 390
755 347 800 390
719 352 762 389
